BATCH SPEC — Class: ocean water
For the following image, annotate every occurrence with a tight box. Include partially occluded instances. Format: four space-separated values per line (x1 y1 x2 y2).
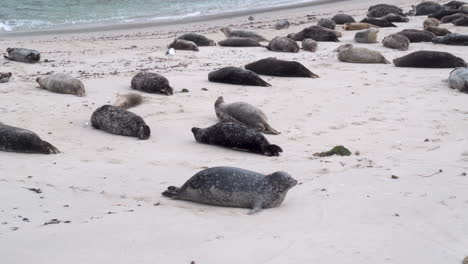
0 0 316 33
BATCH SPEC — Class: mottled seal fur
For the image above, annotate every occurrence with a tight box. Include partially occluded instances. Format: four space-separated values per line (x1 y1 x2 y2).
0 72 12 83
425 26 452 36
423 18 440 28
441 13 468 23
448 67 468 92
167 39 199 51
208 67 271 87
36 73 86 97
214 96 280 134
396 29 436 42
266 37 299 53
432 33 468 45
287 26 340 42
336 44 390 64
176 33 215 46
302 38 318 52
114 93 143 109
218 37 262 47
393 51 466 68
367 5 405 18
382 33 410 50
360 18 397 27
4 48 40 63
381 13 409 23
453 16 468 26
343 22 377 30
162 166 297 214
354 28 379 43
220 27 268 42
191 122 283 156
274 19 290 30
415 1 443 16
91 105 150 140
131 71 173 95
317 18 336 29
245 57 318 78
331 14 356 24
0 123 59 154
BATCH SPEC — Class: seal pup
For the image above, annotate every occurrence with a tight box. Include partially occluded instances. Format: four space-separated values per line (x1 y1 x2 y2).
91 105 150 140
397 29 435 42
382 33 410 50
0 123 59 154
354 28 379 43
367 5 405 17
317 18 336 29
448 67 468 92
220 27 268 42
214 96 280 134
266 37 299 53
167 39 199 51
453 16 468 26
393 51 466 68
274 19 290 30
208 67 271 87
360 18 397 27
191 122 282 156
331 14 356 24
342 23 377 30
415 1 443 16
4 48 40 63
441 13 468 23
131 71 173 95
176 33 215 46
335 44 390 64
302 38 318 52
287 26 340 42
0 72 12 83
114 93 143 109
218 37 262 47
36 73 86 97
245 57 319 78
432 33 468 45
425 26 452 36
381 13 409 23
162 166 297 214
423 18 440 28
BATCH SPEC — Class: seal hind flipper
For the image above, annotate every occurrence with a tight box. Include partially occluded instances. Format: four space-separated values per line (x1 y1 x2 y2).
3 55 11 61
42 141 60 154
261 144 283 156
138 125 151 140
263 123 281 135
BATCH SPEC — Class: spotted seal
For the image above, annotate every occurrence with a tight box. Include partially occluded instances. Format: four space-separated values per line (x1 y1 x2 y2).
266 37 299 53
432 33 468 45
245 57 319 78
367 4 405 18
208 67 271 87
302 39 318 52
167 39 199 51
4 48 40 63
423 18 440 28
218 37 262 47
0 123 59 154
176 33 216 46
114 93 143 109
220 27 268 42
448 67 468 92
36 73 86 97
131 71 173 95
336 44 390 64
317 18 336 29
274 19 290 30
393 51 466 68
354 28 379 43
425 26 452 36
396 29 436 42
382 33 410 50
287 26 340 42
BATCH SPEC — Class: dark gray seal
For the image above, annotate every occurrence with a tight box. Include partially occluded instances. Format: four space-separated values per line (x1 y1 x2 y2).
444 1 467 9
432 33 468 45
360 17 397 27
425 26 452 36
317 18 336 29
131 71 173 95
429 9 460 20
441 13 468 23
367 4 405 17
336 44 390 64
331 14 356 24
266 37 299 53
36 73 86 97
214 96 280 134
302 38 318 52
448 67 468 92
0 72 12 83
220 27 268 42
208 67 271 87
381 13 409 23
0 123 59 154
176 33 216 46
393 51 467 68
91 105 151 140
287 26 340 42
453 16 468 26
245 57 319 78
191 122 283 156
167 39 199 51
162 166 297 214
415 1 443 16
218 37 262 47
274 19 290 30
4 48 40 63
382 33 410 51
396 29 436 42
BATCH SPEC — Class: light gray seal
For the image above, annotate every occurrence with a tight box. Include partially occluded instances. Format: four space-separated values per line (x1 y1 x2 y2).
448 67 468 92
191 122 283 156
331 14 356 24
208 67 271 87
287 26 340 42
0 72 12 83
317 18 336 29
114 93 143 109
36 73 86 97
214 96 280 135
218 37 262 47
4 48 40 63
176 33 216 46
245 57 319 78
0 123 59 154
131 71 173 95
162 166 297 214
167 39 199 51
397 29 436 42
274 19 290 30
432 33 468 45
266 37 299 53
393 51 467 68
336 44 390 64
354 28 378 43
382 33 410 50
91 105 151 140
220 27 268 42
424 26 452 36
302 39 318 52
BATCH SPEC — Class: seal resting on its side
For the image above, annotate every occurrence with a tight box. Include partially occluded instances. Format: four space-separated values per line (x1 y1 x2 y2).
162 166 297 214
245 57 319 78
114 93 143 109
208 67 271 87
424 26 452 36
453 16 468 26
36 73 86 97
218 37 262 47
381 13 409 22
91 105 151 140
191 122 283 156
220 27 268 42
367 5 405 17
444 1 467 9
287 26 340 41
331 14 356 24
176 33 215 46
0 72 12 83
131 71 173 95
382 33 410 50
4 48 40 63
167 39 199 51
360 18 397 27
274 19 290 30
393 51 467 68
354 28 379 43
343 22 377 30
415 1 443 16
336 44 390 64
317 18 336 29
266 37 299 53
396 29 436 42
448 67 468 92
441 13 468 23
0 123 59 154
432 33 468 45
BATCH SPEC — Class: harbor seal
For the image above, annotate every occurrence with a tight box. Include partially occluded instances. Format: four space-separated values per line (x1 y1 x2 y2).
176 33 216 46
218 37 262 47
114 93 143 109
0 123 59 154
354 28 379 43
448 67 468 92
161 166 297 214
423 18 440 28
367 5 405 17
460 4 468 13
415 1 443 16
214 96 280 134
331 14 356 24
167 39 199 51
287 26 340 42
445 1 467 9
220 27 268 42
0 72 12 83
342 23 377 31
429 9 460 20
360 18 397 27
245 57 319 78
208 67 271 87
440 13 468 23
382 33 410 50
336 44 390 64
91 105 150 140
274 19 290 30
131 71 173 95
266 37 299 53
432 33 468 45
317 18 336 29
396 29 435 42
453 16 468 26
36 73 86 97
302 38 318 52
4 48 40 63
425 26 452 36
381 13 409 23
393 51 466 68
191 122 283 156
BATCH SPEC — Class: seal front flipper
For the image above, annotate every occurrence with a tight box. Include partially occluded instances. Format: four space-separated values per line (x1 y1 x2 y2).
247 200 263 215
261 144 283 156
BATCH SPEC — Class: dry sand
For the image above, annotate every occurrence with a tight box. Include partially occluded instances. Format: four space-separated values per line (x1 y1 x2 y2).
1 0 468 263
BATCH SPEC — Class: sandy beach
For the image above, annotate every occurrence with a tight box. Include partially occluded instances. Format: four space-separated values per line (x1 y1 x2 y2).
1 0 468 263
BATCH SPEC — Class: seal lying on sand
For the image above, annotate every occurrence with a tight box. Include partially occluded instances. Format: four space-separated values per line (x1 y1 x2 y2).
266 37 299 53
191 122 283 156
360 18 396 27
317 18 336 29
0 123 59 154
429 9 460 20
331 14 356 24
287 26 340 41
425 26 452 36
444 1 467 9
382 33 410 50
354 28 378 43
4 48 40 63
336 44 390 64
441 13 468 23
0 72 12 83
36 73 86 97
114 93 143 109
176 33 215 46
167 39 199 51
218 37 262 47
343 23 377 30
91 105 151 140
381 13 409 22
208 67 271 87
245 57 319 78
393 51 467 68
415 1 443 16
448 67 468 92
453 16 468 26
397 29 436 42
423 18 440 28
367 4 405 17
432 33 468 45
162 166 297 214
220 27 268 42
214 96 280 134
131 71 173 95
275 19 290 30
302 39 318 52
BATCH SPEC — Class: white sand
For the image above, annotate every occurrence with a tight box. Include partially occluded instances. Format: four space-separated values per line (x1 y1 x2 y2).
1 0 468 263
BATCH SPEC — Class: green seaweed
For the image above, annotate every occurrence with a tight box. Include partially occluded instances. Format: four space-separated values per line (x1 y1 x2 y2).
314 145 351 157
